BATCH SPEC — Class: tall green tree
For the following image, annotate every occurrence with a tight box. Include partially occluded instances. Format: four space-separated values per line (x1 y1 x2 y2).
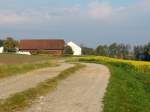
0 40 4 47
95 45 108 56
134 45 144 60
117 44 130 58
108 43 119 57
3 37 18 52
144 42 150 53
134 42 150 61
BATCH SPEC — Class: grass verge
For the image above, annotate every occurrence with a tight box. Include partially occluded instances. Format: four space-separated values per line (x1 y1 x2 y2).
0 61 57 79
77 58 150 112
0 63 85 112
103 64 150 112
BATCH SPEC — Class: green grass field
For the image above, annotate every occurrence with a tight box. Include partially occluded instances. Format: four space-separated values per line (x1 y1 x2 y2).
103 64 150 112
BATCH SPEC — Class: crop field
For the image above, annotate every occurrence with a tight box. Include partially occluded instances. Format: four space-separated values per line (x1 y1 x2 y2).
73 56 150 112
0 54 56 79
0 54 52 65
77 56 150 73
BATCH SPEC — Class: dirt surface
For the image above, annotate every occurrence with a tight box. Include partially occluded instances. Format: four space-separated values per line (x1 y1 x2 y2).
0 63 73 99
23 63 110 112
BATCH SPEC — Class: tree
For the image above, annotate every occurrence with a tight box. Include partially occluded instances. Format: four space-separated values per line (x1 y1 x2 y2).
3 37 18 52
134 45 145 60
64 46 73 55
108 43 118 57
81 46 95 55
95 45 108 56
0 40 4 47
144 42 150 53
133 43 150 61
143 51 150 61
117 44 130 58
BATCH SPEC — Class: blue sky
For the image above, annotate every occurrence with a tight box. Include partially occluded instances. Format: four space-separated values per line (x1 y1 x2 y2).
0 0 150 47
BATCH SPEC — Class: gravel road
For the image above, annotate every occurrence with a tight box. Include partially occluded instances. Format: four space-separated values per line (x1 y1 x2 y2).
0 63 73 99
24 63 110 112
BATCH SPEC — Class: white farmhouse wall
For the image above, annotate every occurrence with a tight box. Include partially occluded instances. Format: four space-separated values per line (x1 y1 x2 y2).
0 47 4 53
67 41 82 56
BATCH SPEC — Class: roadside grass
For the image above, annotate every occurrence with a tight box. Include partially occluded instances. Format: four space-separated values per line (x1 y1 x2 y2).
103 64 150 112
0 63 85 112
0 61 57 79
73 56 150 112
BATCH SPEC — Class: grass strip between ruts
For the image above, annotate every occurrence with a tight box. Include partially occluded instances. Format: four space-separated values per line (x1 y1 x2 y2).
0 61 57 79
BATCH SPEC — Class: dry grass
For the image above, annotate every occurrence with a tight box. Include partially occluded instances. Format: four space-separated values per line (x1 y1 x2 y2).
0 54 58 79
0 54 52 65
0 61 56 79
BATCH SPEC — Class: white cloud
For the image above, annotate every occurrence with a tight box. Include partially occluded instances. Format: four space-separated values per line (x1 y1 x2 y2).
0 5 81 25
0 10 35 24
87 2 113 19
0 0 150 25
138 0 150 11
86 0 150 21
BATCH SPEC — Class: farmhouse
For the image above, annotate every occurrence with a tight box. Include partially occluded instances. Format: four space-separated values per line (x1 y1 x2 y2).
67 41 82 56
19 39 65 55
0 47 4 53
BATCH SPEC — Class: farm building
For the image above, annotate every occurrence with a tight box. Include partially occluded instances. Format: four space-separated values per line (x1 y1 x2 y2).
0 47 4 53
19 39 65 55
67 41 82 56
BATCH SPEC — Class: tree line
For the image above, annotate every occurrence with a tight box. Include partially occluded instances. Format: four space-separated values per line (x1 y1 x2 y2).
134 43 150 61
81 42 150 61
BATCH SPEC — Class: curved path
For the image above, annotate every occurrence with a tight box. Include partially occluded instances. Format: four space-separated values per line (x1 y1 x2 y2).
0 63 73 99
24 63 110 112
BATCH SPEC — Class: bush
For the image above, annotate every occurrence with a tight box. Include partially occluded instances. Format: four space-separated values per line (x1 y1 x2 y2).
64 46 73 55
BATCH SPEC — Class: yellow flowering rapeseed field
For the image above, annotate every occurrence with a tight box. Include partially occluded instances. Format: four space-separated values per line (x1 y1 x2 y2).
79 56 150 73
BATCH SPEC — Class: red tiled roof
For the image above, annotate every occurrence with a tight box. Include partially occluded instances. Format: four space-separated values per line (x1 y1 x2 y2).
19 39 65 50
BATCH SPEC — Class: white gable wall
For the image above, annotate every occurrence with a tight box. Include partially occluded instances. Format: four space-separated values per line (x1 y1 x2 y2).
67 42 82 56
